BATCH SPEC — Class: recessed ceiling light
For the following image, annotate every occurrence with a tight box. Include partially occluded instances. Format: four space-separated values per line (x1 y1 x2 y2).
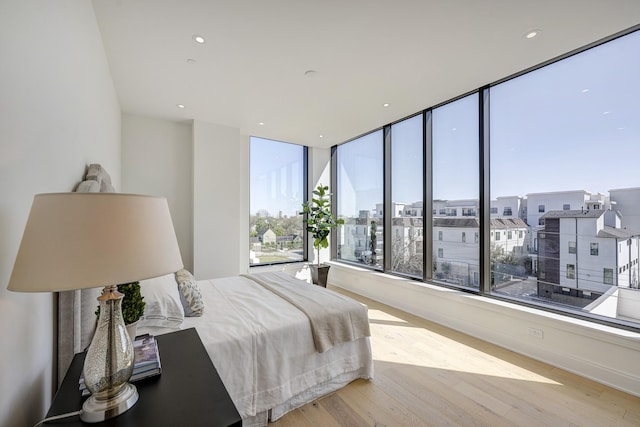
319 134 324 138
192 34 206 44
383 103 390 107
259 122 265 126
304 70 317 78
581 89 590 93
186 58 197 64
524 29 541 39
603 111 610 115
177 104 185 109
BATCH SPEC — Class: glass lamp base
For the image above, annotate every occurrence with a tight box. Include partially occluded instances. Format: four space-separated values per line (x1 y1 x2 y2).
80 383 139 423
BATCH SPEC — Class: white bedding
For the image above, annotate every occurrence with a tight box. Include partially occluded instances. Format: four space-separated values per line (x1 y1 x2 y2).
140 273 374 426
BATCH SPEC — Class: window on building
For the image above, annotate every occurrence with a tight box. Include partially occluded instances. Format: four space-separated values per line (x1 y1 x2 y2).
569 241 576 254
590 243 599 256
475 232 479 244
567 264 575 279
439 209 446 215
336 130 384 268
503 207 513 216
391 115 423 278
250 137 306 266
538 205 545 213
538 218 545 226
438 230 443 241
438 248 443 258
563 204 571 210
603 268 614 285
495 231 501 240
518 231 523 238
490 207 498 214
462 232 466 243
507 231 512 239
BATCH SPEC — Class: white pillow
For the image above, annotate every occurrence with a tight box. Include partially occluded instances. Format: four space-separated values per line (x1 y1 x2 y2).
174 269 204 317
138 274 185 329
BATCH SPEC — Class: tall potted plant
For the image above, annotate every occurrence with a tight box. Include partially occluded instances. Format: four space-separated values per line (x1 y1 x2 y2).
301 184 344 287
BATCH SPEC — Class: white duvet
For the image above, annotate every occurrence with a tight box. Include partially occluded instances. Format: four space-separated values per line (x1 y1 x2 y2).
176 274 373 425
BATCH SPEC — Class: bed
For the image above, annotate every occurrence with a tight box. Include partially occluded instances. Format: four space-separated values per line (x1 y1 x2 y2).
57 165 372 425
137 271 374 426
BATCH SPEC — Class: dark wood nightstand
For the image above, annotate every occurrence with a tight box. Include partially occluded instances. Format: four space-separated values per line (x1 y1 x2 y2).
45 328 242 426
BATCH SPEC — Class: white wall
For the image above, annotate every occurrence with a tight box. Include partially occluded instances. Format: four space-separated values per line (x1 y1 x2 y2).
121 114 193 271
0 1 120 425
308 147 332 265
193 120 249 279
328 263 640 397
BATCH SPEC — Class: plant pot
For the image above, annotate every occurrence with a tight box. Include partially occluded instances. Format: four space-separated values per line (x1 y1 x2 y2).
126 320 139 341
310 264 330 287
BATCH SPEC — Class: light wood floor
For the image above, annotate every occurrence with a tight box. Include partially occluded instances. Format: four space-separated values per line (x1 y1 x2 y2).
270 287 640 427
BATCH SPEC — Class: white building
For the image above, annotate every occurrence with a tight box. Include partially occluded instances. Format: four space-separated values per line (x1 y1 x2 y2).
490 218 529 255
610 187 640 233
433 199 478 218
491 196 525 221
538 209 639 297
526 190 609 228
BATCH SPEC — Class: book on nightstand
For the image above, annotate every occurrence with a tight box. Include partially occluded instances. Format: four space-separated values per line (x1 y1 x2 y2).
79 334 162 396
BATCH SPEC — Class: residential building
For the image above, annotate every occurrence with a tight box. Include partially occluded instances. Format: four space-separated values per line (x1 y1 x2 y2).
538 209 640 299
491 196 525 221
610 187 640 233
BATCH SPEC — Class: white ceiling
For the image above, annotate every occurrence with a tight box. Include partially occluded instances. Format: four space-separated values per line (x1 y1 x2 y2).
92 0 640 148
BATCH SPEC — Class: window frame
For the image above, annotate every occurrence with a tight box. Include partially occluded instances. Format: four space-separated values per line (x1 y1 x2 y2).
329 25 640 332
249 137 308 267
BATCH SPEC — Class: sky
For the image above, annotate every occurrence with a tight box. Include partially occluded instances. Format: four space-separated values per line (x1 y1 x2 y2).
252 30 639 216
250 137 304 217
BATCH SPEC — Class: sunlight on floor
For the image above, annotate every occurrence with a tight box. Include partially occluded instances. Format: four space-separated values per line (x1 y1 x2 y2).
367 308 562 385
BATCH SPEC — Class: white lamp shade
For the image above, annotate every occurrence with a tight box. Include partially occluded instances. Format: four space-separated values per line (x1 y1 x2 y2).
8 193 184 292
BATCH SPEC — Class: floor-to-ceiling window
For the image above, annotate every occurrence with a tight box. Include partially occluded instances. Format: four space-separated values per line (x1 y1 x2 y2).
331 26 640 329
391 115 423 278
249 137 306 265
335 130 384 269
489 29 640 324
432 94 479 288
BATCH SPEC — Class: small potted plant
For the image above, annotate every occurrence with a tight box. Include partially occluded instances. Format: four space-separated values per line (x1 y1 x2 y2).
96 281 145 339
301 184 344 287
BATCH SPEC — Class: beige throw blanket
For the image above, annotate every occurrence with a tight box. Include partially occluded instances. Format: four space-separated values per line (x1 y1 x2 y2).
241 272 371 353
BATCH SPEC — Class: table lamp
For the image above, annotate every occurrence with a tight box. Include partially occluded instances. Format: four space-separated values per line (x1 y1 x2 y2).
7 193 183 422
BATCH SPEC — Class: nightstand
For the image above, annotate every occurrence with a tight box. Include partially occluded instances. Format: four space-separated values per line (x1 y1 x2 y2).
45 328 242 426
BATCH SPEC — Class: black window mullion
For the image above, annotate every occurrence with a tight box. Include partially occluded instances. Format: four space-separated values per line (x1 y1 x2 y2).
383 126 392 272
330 145 338 261
424 110 433 281
303 146 309 262
479 87 491 294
